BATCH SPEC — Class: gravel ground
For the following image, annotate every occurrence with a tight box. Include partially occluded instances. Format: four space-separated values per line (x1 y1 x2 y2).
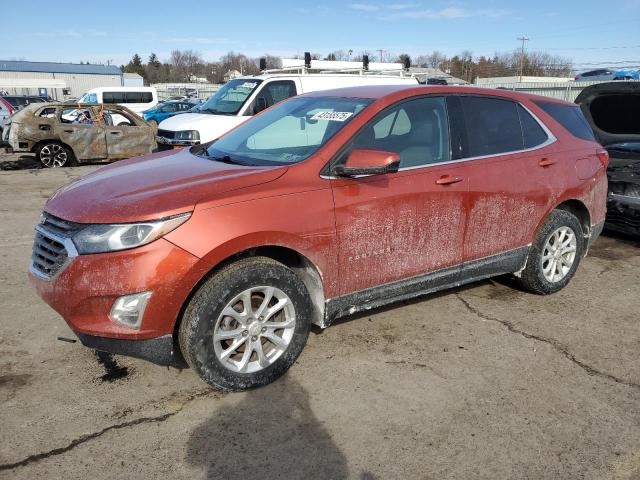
1 152 639 480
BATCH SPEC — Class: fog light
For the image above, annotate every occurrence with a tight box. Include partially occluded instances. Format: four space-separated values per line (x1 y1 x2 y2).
110 292 152 329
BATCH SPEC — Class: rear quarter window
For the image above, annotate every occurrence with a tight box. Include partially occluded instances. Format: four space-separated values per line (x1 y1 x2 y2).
534 101 595 141
517 104 548 148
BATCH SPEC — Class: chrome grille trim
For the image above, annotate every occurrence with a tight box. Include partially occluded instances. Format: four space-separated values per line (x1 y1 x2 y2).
30 222 79 280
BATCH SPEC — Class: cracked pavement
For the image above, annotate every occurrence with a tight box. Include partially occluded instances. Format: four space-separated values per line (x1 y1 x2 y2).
1 153 639 479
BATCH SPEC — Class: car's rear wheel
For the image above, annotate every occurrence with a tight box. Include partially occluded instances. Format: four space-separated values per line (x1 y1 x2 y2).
179 256 312 390
36 142 76 168
518 209 585 294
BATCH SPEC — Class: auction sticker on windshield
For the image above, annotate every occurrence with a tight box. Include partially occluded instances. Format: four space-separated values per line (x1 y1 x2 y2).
311 111 353 121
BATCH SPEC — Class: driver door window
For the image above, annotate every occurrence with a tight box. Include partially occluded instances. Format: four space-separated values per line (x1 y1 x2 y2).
351 97 450 169
250 81 297 114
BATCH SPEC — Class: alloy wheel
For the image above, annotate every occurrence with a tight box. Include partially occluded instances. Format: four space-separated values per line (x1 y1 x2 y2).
40 144 68 168
213 286 296 373
541 226 577 283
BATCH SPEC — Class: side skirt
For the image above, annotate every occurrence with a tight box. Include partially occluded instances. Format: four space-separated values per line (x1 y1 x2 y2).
324 246 529 326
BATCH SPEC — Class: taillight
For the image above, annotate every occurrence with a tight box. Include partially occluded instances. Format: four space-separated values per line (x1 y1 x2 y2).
596 148 609 168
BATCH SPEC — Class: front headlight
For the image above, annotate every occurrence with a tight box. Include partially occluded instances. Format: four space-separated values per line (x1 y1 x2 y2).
72 213 191 254
175 130 200 141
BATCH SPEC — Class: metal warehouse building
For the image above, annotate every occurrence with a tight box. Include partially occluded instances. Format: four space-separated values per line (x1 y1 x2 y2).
0 60 124 100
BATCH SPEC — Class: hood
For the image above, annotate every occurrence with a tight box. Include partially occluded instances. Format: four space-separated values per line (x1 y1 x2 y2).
157 113 248 143
575 82 640 147
44 148 287 224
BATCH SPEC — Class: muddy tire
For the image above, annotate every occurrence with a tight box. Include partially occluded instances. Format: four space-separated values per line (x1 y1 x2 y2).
518 209 585 294
36 142 76 168
179 256 312 390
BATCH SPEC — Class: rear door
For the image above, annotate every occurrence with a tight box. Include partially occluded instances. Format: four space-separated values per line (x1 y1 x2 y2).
331 96 468 294
56 107 107 160
458 96 558 261
103 108 153 158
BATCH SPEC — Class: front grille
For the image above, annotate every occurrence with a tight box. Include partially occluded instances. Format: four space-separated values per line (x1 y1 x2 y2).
31 230 68 278
157 129 175 139
31 213 81 279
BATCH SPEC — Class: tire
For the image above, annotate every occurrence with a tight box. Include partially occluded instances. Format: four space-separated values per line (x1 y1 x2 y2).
518 209 585 294
36 142 76 168
179 256 312 390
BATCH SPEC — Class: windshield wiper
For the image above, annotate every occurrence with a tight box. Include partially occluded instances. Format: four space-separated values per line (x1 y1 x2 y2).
210 154 238 164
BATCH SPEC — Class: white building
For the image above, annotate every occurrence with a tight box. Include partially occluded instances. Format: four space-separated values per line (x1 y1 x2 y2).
0 60 124 100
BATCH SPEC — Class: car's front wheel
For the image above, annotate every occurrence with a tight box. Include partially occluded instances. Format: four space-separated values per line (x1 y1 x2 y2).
36 142 76 168
179 256 312 390
518 209 585 294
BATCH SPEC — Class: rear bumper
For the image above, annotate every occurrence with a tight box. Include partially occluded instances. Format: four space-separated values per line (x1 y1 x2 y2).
76 332 185 367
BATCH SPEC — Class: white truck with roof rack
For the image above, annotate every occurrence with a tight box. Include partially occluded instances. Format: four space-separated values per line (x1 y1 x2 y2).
156 72 418 148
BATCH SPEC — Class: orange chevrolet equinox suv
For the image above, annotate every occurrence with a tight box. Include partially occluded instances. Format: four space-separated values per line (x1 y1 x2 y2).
30 86 608 390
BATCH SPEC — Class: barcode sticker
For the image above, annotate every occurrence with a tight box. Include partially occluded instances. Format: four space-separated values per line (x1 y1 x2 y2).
311 111 353 122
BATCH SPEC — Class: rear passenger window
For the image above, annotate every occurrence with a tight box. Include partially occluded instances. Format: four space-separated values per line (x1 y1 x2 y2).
353 96 450 168
461 97 523 156
534 101 595 141
517 104 548 148
103 92 125 104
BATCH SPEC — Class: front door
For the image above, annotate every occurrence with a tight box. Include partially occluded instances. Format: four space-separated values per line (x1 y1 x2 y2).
330 96 468 295
103 108 151 158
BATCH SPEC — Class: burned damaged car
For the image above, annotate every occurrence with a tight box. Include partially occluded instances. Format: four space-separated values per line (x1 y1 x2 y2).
2 103 156 168
576 82 640 236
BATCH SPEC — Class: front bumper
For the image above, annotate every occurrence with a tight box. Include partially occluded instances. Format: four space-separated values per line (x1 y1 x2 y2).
606 193 640 235
156 135 200 147
29 236 200 341
76 332 184 367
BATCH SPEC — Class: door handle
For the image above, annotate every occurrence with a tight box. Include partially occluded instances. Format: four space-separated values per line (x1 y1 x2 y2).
538 158 556 167
435 175 463 185
109 131 121 135
39 124 50 131
63 129 73 133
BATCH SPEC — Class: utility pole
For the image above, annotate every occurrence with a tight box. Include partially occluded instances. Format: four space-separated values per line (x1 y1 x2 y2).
517 36 529 82
378 49 385 63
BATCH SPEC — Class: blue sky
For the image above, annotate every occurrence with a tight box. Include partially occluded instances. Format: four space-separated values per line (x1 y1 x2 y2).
1 0 639 71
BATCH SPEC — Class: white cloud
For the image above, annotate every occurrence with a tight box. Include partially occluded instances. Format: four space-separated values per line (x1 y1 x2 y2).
350 3 380 11
381 7 510 20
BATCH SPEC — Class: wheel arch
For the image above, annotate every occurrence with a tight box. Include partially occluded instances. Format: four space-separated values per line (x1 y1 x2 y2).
172 244 327 350
533 199 592 250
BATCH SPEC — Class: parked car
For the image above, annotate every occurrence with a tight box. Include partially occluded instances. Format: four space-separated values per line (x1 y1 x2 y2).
76 87 158 116
156 73 418 149
575 81 640 235
142 99 200 126
29 86 607 390
0 95 47 141
3 103 156 167
574 68 640 82
426 77 448 85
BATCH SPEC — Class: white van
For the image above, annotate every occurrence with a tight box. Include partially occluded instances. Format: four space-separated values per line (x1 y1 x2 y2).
78 87 158 117
156 74 418 147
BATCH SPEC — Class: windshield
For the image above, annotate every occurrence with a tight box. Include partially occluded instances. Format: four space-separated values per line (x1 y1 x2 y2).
78 92 98 104
204 96 372 166
198 79 262 115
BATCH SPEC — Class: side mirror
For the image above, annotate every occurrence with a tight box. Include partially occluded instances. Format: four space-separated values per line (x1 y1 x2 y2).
332 148 400 177
254 97 268 114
